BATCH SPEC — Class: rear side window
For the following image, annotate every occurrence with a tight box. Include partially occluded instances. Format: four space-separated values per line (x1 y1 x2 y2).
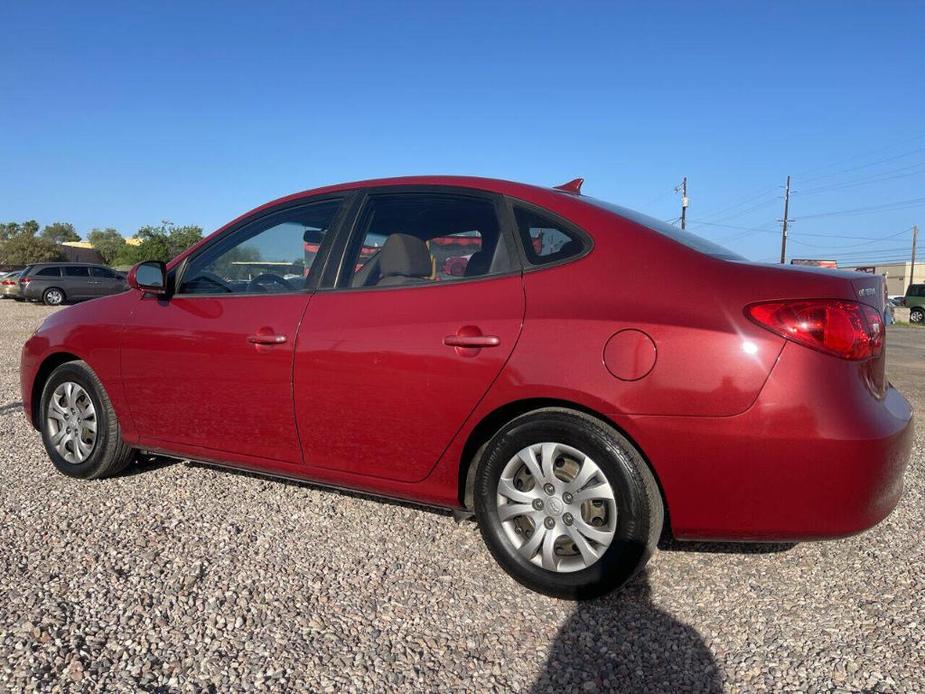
35 267 61 277
513 206 585 266
90 267 118 279
344 194 510 288
64 266 89 277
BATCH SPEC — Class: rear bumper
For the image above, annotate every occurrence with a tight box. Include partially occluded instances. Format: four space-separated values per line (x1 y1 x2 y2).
622 345 914 541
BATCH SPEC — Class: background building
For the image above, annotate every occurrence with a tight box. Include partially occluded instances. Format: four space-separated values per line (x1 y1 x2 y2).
840 261 921 296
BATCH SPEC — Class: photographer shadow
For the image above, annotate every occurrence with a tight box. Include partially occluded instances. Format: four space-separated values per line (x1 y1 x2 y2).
531 570 723 693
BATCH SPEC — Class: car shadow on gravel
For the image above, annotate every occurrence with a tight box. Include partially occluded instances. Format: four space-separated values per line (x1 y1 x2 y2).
180 460 455 518
532 570 723 693
0 400 23 416
122 454 182 477
659 538 797 554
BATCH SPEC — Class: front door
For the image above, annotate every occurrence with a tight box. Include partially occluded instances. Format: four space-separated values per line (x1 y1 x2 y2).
121 198 345 465
294 191 525 483
90 266 126 297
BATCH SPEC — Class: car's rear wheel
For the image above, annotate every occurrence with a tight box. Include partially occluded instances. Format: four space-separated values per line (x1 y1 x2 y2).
39 360 135 479
474 408 663 600
43 288 65 306
911 307 924 324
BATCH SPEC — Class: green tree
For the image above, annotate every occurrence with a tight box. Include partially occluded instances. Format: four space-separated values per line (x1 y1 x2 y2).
0 233 62 265
112 243 147 267
113 221 203 266
0 220 39 242
40 222 80 244
87 228 127 264
210 244 263 280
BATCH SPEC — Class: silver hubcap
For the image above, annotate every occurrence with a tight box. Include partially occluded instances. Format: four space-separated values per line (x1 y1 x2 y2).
46 382 97 463
497 442 617 573
47 290 62 304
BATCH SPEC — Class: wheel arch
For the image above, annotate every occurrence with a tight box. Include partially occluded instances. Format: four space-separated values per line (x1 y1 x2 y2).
30 351 82 429
456 397 671 537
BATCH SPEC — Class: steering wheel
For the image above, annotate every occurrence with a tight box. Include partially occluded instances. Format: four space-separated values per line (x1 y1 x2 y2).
247 272 295 293
185 271 235 293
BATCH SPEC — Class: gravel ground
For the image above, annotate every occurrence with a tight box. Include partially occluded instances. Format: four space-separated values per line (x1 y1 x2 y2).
0 299 922 692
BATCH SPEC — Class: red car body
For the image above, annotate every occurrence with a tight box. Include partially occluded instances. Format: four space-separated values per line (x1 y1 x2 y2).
20 176 913 541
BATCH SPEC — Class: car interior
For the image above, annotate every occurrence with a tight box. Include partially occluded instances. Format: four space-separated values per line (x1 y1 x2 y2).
348 194 509 288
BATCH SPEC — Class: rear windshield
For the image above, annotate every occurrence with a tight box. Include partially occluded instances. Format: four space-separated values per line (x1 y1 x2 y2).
583 197 745 261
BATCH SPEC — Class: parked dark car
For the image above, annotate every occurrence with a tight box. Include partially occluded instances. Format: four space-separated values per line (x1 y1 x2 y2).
19 263 127 305
19 176 914 599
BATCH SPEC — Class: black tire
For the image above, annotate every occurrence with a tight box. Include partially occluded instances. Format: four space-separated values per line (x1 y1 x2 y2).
911 308 924 324
39 360 135 479
474 408 663 600
43 287 65 306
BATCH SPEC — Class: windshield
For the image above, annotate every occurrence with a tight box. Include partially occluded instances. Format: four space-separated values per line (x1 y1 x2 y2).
583 197 746 261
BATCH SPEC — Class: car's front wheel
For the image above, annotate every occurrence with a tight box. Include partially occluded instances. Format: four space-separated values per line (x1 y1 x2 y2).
39 360 135 479
911 307 924 324
474 408 663 600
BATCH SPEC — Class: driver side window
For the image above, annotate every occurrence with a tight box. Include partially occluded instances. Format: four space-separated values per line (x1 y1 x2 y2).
178 200 342 295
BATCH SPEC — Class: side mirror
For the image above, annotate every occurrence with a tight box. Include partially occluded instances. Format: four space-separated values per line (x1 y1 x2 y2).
127 261 167 294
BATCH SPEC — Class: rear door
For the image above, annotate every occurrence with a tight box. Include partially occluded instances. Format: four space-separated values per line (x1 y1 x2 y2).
293 190 525 483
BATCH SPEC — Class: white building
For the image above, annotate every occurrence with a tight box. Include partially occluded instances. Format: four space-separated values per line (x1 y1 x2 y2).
840 261 921 296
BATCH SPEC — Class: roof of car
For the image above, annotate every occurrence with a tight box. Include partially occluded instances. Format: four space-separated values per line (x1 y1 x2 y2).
259 176 575 212
28 262 106 267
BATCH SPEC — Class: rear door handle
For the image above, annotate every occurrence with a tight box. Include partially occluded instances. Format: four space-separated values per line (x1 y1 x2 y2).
248 334 287 345
443 335 501 348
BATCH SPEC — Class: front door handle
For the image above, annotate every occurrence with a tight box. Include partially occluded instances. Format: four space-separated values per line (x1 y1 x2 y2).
443 335 501 348
248 334 287 345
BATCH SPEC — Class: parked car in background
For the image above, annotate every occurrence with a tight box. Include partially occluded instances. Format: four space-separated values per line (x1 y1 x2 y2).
1 271 22 300
900 284 925 323
19 263 127 306
19 176 913 599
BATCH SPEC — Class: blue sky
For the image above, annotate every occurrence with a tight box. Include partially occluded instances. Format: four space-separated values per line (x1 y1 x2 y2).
1 1 923 264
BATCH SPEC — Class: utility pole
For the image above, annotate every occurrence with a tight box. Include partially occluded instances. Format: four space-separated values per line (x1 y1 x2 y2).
779 175 792 264
676 177 689 230
911 224 919 291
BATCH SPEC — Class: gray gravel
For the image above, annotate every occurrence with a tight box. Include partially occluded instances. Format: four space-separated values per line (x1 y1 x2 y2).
0 299 922 692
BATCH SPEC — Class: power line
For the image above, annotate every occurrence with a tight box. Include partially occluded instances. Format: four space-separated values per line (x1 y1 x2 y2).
797 161 925 195
793 133 925 180
688 184 779 225
787 226 914 249
795 195 925 220
798 146 925 185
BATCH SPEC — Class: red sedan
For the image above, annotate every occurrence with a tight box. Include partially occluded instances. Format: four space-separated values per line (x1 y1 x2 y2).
20 176 913 599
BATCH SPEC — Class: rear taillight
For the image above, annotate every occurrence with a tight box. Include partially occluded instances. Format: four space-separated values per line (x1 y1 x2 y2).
746 299 883 361
20 277 31 284
1 280 12 286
